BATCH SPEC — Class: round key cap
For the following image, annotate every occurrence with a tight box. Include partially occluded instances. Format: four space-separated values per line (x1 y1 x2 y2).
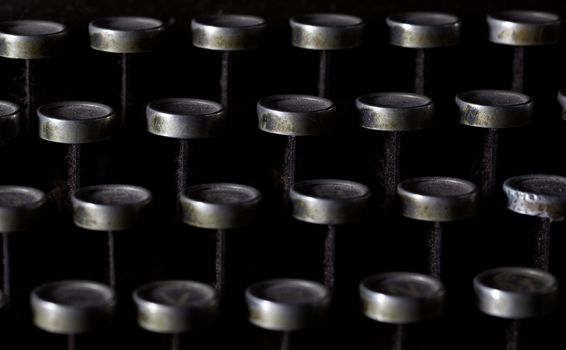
397 177 479 222
290 179 371 225
72 184 153 231
360 272 445 324
0 100 20 141
146 98 226 139
503 174 566 222
89 16 165 53
0 186 46 233
290 13 364 50
0 20 68 59
38 101 116 144
474 267 558 319
180 183 261 229
356 92 434 131
133 280 218 333
257 94 337 136
487 11 561 46
31 280 115 334
456 90 533 128
386 12 461 48
191 14 266 51
246 279 331 331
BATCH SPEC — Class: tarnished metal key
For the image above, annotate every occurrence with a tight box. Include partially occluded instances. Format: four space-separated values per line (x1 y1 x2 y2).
290 179 371 290
398 177 479 278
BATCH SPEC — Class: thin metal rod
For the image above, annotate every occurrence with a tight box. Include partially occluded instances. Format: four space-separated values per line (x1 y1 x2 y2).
2 233 10 306
427 222 442 278
176 140 189 195
318 50 331 98
414 49 426 95
67 334 76 350
506 320 520 350
481 129 498 203
282 136 297 207
215 229 227 298
280 331 291 350
67 144 81 199
324 225 336 289
220 51 231 110
24 59 34 138
108 231 116 290
171 333 182 350
534 218 552 271
396 325 406 350
383 131 401 208
511 47 525 93
120 53 129 128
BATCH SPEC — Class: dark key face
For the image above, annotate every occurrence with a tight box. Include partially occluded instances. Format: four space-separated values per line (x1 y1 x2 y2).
367 274 441 298
258 280 328 305
40 282 113 307
485 270 550 293
148 283 212 306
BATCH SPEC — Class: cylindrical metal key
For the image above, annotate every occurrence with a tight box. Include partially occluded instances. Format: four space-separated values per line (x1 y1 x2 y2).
38 101 116 200
356 92 434 208
503 174 566 270
290 179 371 290
487 11 561 93
246 278 331 350
191 14 266 112
290 13 364 98
0 101 20 141
474 266 558 350
72 184 153 291
0 186 46 305
398 177 479 278
31 280 115 334
386 12 460 95
258 95 337 208
0 20 68 138
146 98 226 196
133 280 218 334
456 90 533 202
181 183 261 298
90 16 165 128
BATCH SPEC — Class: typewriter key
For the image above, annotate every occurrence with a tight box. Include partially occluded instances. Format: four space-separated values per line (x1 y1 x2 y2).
181 183 261 297
360 272 445 324
290 13 363 98
487 11 561 46
180 183 261 230
386 12 461 49
290 179 371 225
38 101 116 144
257 94 337 136
133 280 218 333
503 174 566 270
290 179 371 289
31 280 116 334
0 186 46 304
0 101 20 141
356 92 434 132
398 177 479 278
558 89 566 119
290 13 364 50
456 90 533 129
246 279 331 331
72 184 153 231
474 267 558 319
89 16 165 53
146 98 226 139
191 15 266 51
0 20 68 59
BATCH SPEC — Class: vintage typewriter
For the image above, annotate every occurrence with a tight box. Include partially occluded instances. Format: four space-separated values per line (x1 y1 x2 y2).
0 2 564 350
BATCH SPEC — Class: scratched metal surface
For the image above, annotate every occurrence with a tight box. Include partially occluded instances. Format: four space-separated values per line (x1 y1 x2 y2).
0 0 565 350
